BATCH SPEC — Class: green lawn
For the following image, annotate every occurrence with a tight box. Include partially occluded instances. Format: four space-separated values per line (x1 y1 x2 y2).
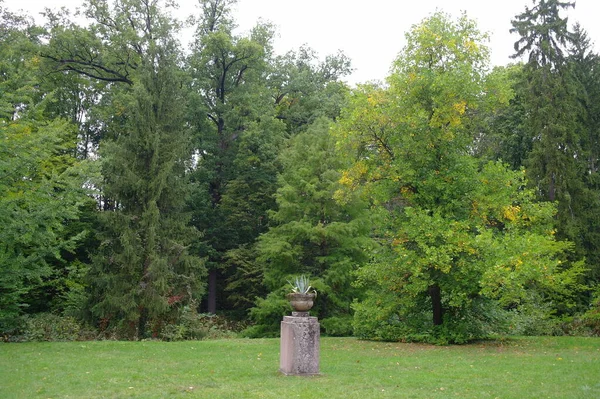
1 336 599 398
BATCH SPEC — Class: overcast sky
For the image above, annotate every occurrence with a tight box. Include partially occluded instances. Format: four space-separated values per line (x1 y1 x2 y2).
4 0 600 84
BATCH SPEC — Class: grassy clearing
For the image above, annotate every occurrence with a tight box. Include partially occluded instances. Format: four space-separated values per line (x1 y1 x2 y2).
1 336 599 398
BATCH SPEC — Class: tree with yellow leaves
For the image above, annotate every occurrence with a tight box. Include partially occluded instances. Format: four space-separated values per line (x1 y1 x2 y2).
336 12 584 343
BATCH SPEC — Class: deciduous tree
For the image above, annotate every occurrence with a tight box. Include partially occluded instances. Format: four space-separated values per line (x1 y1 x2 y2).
0 7 89 332
337 12 583 343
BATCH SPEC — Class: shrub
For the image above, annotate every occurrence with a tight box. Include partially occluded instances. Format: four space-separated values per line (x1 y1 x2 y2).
505 293 562 336
18 313 94 342
160 302 238 341
353 293 508 345
243 290 290 338
580 290 600 336
321 316 353 336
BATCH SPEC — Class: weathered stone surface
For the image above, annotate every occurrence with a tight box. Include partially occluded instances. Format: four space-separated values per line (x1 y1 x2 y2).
287 293 315 312
291 311 309 317
279 315 320 375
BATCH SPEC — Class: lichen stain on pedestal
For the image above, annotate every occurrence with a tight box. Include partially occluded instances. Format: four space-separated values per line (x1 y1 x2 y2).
279 314 320 376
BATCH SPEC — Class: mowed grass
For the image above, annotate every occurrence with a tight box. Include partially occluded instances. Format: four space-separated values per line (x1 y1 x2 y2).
1 336 599 398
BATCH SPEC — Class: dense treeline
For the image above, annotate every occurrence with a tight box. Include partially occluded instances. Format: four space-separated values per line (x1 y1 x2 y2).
1 0 599 343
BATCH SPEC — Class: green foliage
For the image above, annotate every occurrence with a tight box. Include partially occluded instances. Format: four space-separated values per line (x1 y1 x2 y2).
287 275 315 294
248 118 372 336
320 315 354 337
186 2 284 313
17 313 90 342
352 267 512 344
65 1 207 338
270 46 352 134
0 10 91 333
509 0 580 219
243 290 289 338
580 288 600 336
472 64 532 169
223 245 266 313
0 119 86 332
505 292 562 336
218 118 287 249
506 1 600 307
565 26 600 284
337 12 584 344
511 0 575 67
159 302 237 341
2 0 599 341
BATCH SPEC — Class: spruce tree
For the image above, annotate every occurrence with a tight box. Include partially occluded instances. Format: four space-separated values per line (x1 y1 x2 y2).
511 0 596 291
44 0 207 338
567 25 600 283
511 0 580 203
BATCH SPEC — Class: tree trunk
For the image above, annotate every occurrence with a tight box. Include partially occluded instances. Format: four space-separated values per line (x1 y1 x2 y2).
207 269 217 314
138 306 148 339
429 284 443 326
548 172 555 202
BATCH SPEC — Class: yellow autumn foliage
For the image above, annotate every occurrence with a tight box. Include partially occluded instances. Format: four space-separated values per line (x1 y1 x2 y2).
503 205 521 221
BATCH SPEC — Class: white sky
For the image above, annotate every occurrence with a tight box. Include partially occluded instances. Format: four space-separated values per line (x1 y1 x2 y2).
4 0 600 84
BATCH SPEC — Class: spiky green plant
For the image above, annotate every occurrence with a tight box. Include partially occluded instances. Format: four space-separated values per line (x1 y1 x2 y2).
288 275 316 295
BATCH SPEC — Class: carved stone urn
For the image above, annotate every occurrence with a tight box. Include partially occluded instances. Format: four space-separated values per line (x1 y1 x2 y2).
287 292 315 312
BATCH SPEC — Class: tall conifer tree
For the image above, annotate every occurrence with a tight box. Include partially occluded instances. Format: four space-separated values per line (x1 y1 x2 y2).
246 117 372 337
510 1 599 289
44 0 205 338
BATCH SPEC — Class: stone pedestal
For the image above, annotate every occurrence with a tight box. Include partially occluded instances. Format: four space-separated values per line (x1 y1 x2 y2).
279 314 320 375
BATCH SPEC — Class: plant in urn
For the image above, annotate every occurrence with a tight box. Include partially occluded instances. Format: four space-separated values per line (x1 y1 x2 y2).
287 275 317 314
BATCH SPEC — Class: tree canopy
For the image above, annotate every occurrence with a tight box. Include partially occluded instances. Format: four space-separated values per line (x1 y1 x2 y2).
1 0 598 342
